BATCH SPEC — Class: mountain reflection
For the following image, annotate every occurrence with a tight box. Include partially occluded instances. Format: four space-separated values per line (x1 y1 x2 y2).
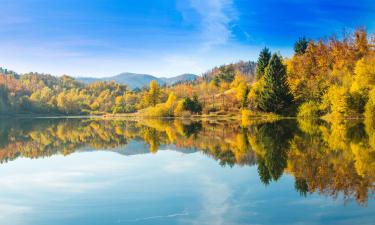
0 117 374 205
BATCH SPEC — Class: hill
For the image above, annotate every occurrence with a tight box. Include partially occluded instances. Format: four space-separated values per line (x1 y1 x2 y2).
77 72 198 89
160 73 198 86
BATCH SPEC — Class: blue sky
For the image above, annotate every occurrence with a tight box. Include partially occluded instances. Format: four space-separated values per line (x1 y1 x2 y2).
0 0 374 77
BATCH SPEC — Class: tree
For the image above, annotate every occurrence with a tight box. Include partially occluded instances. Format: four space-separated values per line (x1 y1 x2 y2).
236 82 249 109
294 37 308 55
29 86 55 112
182 95 202 114
165 92 177 116
258 54 293 114
256 47 271 80
0 85 9 113
148 80 161 106
218 65 235 83
351 54 375 94
112 94 127 113
321 85 351 117
354 28 369 58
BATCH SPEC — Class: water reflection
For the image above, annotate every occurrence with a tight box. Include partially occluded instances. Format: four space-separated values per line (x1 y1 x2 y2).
0 117 374 205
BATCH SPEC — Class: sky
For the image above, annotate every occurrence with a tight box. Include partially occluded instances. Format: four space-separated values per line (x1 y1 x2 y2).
0 0 374 77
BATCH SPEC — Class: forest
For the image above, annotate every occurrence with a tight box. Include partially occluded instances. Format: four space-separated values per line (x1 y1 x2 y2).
0 28 374 120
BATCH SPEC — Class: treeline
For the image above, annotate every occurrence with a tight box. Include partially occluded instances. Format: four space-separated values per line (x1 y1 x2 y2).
0 72 137 115
0 28 374 118
143 28 375 119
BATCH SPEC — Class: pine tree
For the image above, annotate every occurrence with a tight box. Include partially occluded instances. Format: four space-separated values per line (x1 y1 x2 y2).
294 37 308 55
258 53 293 114
256 47 271 80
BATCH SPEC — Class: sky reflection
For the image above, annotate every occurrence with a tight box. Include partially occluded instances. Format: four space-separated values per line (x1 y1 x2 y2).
0 149 373 225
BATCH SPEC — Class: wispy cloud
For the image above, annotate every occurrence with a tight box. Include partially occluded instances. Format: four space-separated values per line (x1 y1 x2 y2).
188 0 238 50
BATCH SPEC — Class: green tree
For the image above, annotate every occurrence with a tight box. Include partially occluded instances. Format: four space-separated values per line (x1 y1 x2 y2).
294 37 308 55
0 85 9 113
256 47 271 80
182 95 202 114
258 54 293 114
218 65 235 83
241 86 249 109
255 121 296 183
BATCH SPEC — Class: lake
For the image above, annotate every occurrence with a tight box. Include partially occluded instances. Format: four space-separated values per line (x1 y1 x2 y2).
0 118 374 225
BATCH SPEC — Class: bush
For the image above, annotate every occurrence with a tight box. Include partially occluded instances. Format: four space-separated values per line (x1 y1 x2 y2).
174 100 185 117
365 89 375 122
112 105 136 114
297 101 321 118
182 95 202 114
142 104 169 117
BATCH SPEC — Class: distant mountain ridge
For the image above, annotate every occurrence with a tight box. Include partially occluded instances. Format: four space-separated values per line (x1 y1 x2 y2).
76 72 198 89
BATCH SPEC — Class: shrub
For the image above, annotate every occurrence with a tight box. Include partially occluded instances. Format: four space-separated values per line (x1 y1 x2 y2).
297 101 321 118
174 100 185 117
142 104 169 117
365 89 375 123
182 95 202 114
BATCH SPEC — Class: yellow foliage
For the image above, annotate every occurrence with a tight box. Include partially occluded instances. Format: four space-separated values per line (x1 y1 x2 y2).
230 71 247 88
351 143 375 178
235 82 248 101
297 101 320 118
247 78 264 110
351 53 375 93
364 89 375 132
321 85 351 117
173 100 185 117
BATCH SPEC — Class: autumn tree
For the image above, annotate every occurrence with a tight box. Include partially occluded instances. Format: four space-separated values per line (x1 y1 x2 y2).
147 80 161 107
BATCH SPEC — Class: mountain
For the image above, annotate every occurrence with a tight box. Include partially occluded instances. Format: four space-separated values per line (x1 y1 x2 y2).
160 73 198 85
76 72 198 89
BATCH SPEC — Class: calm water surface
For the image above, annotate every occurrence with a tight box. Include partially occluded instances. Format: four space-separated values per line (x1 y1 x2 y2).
0 118 374 225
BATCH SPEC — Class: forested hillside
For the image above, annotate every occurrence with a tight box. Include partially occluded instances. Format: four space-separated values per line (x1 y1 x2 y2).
0 28 374 120
0 59 255 115
139 28 375 121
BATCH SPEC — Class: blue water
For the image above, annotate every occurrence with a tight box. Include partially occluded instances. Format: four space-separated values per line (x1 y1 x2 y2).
0 150 373 225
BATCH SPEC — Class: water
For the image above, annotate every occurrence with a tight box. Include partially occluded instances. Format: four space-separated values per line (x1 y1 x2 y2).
0 118 374 225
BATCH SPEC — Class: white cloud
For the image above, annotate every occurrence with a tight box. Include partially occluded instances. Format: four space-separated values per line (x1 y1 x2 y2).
188 0 238 50
0 203 32 225
0 204 31 218
0 158 131 193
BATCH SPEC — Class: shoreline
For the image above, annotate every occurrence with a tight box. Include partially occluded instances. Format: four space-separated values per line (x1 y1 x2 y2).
0 112 366 121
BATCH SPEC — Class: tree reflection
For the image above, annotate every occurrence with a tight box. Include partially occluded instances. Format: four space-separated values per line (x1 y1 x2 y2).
253 121 296 182
0 117 373 205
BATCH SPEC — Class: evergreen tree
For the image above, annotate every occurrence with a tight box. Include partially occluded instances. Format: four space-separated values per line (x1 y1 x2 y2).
192 95 202 113
218 64 235 83
0 85 10 113
257 158 271 185
294 37 308 55
182 95 202 114
258 53 293 114
241 86 249 108
256 47 271 80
